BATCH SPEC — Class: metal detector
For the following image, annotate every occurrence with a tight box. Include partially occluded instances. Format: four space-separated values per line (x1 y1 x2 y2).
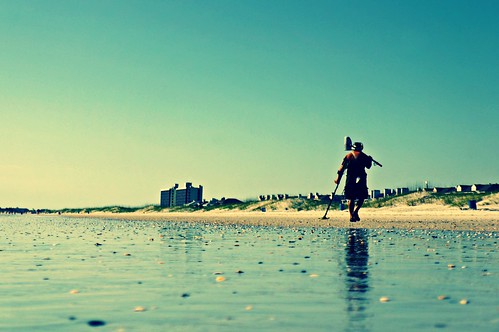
321 179 341 220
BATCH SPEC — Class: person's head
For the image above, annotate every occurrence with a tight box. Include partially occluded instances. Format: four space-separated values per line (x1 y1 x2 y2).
353 142 363 151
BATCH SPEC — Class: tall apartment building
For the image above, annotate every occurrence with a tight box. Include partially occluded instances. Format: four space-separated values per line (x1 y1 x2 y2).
160 182 203 207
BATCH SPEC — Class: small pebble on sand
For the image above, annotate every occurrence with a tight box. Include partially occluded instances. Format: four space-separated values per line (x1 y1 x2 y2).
87 320 106 327
437 295 448 300
216 276 226 282
69 289 80 294
310 274 319 278
379 296 390 303
245 305 253 311
134 306 146 312
459 299 469 305
448 264 456 269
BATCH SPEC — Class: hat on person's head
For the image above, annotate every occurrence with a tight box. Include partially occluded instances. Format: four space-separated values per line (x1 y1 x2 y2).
353 142 363 151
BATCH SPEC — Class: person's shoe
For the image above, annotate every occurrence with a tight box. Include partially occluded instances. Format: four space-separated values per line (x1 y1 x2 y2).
354 213 361 221
349 217 356 222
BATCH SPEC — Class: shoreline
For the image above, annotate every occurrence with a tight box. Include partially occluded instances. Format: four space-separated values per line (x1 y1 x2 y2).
59 205 499 232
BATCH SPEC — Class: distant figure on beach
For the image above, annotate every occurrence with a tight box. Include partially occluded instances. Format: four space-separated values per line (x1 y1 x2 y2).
334 142 372 222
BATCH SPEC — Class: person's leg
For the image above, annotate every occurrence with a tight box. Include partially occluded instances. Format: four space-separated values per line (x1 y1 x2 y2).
348 199 356 222
354 199 364 221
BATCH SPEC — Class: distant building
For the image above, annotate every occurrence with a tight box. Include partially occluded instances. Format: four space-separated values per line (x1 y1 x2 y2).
456 185 472 192
160 182 203 207
221 198 243 205
371 190 382 199
396 188 410 195
471 183 499 193
432 187 457 194
315 193 331 202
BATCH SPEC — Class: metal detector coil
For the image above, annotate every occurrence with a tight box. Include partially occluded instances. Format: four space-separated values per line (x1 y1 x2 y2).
344 136 353 151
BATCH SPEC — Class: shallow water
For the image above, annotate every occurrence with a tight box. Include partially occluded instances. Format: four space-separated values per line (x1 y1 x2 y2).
0 215 497 331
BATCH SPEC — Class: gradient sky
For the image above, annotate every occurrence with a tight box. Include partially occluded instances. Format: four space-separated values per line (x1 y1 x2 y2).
1 1 498 209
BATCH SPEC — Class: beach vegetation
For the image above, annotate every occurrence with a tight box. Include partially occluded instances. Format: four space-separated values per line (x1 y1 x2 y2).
365 191 495 209
55 205 157 214
23 191 498 215
202 200 258 211
290 199 327 211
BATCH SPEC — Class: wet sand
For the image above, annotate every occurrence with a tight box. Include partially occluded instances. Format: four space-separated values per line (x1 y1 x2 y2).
1 215 497 331
64 205 499 231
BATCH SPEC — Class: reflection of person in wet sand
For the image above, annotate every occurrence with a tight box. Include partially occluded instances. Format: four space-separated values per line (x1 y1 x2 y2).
344 228 370 329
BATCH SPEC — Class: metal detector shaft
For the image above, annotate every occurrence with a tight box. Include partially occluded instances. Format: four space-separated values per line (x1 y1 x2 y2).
321 181 341 220
371 157 382 167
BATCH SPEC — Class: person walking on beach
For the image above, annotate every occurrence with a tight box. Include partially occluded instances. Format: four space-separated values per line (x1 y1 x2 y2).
334 142 372 222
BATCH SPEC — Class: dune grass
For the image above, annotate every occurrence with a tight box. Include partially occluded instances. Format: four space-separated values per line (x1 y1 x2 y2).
364 191 492 208
46 191 498 214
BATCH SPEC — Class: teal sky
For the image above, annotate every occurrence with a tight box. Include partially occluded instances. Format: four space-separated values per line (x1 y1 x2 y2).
1 1 498 209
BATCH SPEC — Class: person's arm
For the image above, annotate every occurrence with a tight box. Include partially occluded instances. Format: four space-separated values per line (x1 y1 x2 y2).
334 155 349 184
334 168 343 184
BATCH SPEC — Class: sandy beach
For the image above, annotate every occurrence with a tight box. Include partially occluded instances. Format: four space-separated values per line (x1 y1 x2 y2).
63 204 499 232
2 212 497 331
